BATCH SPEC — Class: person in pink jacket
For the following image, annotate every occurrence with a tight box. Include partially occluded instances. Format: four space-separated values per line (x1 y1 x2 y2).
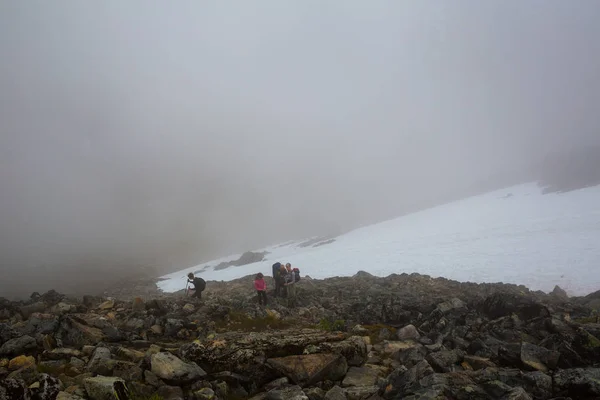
254 272 268 305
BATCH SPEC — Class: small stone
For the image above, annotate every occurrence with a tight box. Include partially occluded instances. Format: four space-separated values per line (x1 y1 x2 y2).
194 387 215 399
463 355 496 370
150 325 163 335
266 385 309 400
82 346 95 357
397 324 420 341
351 325 369 335
182 303 195 313
98 300 115 310
8 355 35 371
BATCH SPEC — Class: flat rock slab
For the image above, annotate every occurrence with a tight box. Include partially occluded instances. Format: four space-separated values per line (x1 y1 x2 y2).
267 353 348 386
342 366 380 387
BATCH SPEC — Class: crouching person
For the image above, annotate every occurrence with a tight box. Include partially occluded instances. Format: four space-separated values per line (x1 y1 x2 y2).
187 273 206 299
254 273 268 305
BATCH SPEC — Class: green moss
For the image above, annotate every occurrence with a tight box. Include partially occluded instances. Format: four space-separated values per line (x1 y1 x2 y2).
362 324 398 344
37 362 67 375
215 310 293 332
316 318 346 332
585 332 600 349
131 395 164 400
574 316 599 324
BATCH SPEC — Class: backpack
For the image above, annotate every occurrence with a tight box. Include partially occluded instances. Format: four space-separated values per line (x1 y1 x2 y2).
194 277 206 291
292 267 301 282
272 262 281 275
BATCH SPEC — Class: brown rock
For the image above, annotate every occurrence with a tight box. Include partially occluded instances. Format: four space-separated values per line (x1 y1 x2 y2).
463 355 496 370
266 353 348 386
8 355 35 371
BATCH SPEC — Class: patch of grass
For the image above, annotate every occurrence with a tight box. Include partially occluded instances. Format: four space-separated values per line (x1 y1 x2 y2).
215 310 293 332
362 324 398 344
131 395 164 400
584 331 600 349
316 318 346 332
37 362 67 375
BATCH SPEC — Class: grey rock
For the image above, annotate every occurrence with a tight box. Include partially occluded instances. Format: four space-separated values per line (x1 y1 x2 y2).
83 376 126 400
86 347 112 375
156 385 185 400
151 351 207 385
324 385 346 400
304 387 326 400
344 385 379 400
266 385 309 400
0 378 31 400
264 377 289 391
503 387 533 400
30 373 61 400
397 324 420 341
520 342 560 372
341 367 379 387
0 335 37 357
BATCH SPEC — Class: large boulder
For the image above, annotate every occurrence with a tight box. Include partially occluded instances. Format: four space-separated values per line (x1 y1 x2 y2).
520 342 560 373
266 353 348 387
0 335 37 357
180 329 347 385
481 293 549 321
18 313 59 336
58 316 105 348
312 336 367 367
86 347 112 375
150 351 207 385
553 368 600 398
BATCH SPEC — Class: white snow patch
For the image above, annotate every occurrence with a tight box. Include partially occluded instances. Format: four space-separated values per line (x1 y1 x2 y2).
157 182 600 296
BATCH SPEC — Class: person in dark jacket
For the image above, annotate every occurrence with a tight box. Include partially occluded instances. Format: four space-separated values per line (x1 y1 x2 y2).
272 262 282 296
187 273 206 299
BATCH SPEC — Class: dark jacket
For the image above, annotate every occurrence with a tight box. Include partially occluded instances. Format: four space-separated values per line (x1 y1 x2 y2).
189 277 206 291
272 262 282 277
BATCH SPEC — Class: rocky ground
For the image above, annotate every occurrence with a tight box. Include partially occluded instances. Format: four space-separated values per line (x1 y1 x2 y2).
1 271 600 400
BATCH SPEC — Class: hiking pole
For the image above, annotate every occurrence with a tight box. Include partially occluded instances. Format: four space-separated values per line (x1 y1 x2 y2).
185 280 189 296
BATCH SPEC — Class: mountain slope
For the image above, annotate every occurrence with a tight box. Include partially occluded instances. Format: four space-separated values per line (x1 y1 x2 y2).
157 182 600 296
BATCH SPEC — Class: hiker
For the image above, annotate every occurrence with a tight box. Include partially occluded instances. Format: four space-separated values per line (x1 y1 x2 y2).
187 273 206 299
278 265 288 298
284 263 297 306
254 272 268 306
272 262 282 296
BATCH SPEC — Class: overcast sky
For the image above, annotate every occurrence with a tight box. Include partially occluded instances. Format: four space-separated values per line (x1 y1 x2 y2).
1 1 599 297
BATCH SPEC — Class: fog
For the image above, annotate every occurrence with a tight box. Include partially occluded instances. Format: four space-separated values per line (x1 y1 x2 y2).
1 1 599 298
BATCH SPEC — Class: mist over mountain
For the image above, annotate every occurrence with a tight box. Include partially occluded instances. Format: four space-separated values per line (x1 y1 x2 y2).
1 1 599 299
